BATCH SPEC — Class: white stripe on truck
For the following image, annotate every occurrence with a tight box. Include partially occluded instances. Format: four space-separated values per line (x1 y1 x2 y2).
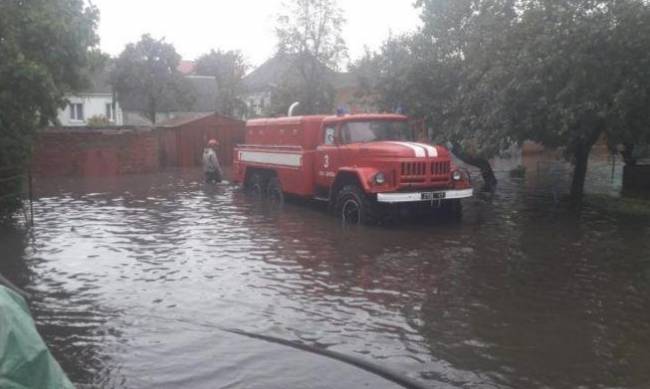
388 142 426 158
388 142 438 158
419 143 438 158
239 151 302 167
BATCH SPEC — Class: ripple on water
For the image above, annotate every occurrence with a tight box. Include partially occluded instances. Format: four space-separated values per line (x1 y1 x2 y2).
2 167 648 388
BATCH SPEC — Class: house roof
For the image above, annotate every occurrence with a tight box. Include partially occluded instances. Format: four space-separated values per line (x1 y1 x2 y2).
156 112 214 127
178 60 196 75
156 112 243 128
242 53 357 93
243 53 297 93
122 111 153 126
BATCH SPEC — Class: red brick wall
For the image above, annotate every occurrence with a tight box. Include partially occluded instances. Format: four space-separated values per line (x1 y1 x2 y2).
33 128 160 177
33 116 245 177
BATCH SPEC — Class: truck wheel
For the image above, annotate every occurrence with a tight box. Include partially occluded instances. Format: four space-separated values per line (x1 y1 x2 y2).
245 173 264 200
266 176 284 207
335 185 376 225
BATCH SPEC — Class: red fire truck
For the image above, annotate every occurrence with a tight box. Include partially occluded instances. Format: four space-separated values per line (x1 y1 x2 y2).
233 113 473 224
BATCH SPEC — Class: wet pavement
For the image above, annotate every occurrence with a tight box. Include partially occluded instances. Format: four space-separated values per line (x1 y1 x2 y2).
1 154 649 388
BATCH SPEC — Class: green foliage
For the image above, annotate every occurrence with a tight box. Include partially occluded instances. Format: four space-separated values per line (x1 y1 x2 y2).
271 0 347 115
355 0 650 199
86 115 111 127
195 50 248 118
112 35 195 124
0 0 98 220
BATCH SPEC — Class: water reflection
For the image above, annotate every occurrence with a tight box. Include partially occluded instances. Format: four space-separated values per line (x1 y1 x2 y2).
2 159 648 388
0 224 123 387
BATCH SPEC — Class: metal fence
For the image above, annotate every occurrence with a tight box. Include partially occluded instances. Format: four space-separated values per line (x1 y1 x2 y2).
0 166 34 226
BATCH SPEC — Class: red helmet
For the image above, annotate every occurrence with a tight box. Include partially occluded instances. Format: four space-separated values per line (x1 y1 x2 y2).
208 139 219 146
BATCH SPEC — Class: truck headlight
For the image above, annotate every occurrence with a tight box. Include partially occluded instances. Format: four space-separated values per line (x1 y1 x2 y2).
374 172 386 185
452 170 462 181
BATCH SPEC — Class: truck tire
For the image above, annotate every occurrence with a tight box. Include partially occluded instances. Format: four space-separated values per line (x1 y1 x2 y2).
335 185 376 225
245 173 264 200
266 176 284 207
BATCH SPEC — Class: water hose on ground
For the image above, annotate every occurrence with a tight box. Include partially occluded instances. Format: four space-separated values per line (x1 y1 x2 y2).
221 327 431 389
141 314 432 389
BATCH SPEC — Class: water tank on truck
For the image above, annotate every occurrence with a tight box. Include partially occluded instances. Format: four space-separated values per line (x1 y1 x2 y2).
233 113 473 224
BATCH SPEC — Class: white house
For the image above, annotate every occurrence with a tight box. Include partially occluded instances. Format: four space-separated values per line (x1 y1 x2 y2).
56 71 124 126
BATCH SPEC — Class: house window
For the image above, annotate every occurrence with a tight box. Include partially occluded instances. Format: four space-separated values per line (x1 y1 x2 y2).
105 103 114 121
69 103 84 121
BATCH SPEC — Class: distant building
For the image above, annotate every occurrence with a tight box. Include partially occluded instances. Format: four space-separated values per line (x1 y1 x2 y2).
241 53 373 118
331 72 375 114
177 60 196 75
241 54 292 117
57 71 123 126
121 74 222 126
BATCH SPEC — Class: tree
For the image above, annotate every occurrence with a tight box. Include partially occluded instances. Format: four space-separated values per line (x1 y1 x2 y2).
0 0 98 220
112 35 194 124
195 49 248 118
476 0 650 200
414 0 516 190
351 8 503 189
417 0 650 200
360 0 650 200
271 0 347 115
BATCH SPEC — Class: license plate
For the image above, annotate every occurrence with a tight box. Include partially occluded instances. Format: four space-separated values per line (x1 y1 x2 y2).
421 192 446 201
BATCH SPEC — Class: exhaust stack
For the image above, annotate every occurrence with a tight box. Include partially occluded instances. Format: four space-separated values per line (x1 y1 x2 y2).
288 102 300 117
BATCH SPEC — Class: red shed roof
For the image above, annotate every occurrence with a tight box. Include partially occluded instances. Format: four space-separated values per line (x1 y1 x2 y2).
157 113 214 128
157 113 245 128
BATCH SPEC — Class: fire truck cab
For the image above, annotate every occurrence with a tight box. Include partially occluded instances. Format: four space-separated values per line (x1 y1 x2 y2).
233 113 473 224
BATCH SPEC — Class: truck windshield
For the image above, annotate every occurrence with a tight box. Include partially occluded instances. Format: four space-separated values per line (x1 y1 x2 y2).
340 121 414 144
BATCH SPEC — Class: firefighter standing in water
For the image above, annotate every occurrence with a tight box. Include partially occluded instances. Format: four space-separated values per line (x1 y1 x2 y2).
203 139 223 183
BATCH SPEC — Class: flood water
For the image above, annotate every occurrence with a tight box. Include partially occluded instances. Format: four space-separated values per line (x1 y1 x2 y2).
1 154 649 389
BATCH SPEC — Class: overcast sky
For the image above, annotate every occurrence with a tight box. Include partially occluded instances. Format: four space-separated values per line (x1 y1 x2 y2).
93 0 422 68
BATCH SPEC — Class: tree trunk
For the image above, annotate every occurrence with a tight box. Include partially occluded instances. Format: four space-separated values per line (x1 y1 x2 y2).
569 124 604 203
570 142 591 202
450 142 498 191
148 96 157 125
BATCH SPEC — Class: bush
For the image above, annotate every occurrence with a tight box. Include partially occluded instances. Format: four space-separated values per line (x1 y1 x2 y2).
87 115 111 127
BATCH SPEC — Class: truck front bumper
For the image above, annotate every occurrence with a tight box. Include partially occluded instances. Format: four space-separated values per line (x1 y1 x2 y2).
376 188 474 204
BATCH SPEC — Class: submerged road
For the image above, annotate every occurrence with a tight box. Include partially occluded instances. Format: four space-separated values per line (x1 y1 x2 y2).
1 155 649 388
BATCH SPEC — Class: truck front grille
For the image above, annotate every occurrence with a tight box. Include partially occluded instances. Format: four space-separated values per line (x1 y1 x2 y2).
399 160 451 185
401 162 427 176
431 161 451 176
